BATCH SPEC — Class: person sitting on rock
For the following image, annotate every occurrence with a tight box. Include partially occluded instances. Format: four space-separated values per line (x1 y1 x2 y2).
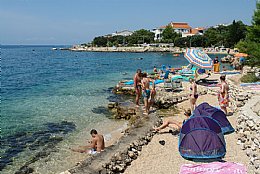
71 129 105 154
153 109 192 132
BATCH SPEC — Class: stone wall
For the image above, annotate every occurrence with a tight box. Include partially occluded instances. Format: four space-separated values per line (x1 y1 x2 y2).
236 96 260 174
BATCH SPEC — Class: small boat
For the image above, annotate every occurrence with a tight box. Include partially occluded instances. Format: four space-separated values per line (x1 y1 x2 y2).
173 53 180 57
52 48 57 50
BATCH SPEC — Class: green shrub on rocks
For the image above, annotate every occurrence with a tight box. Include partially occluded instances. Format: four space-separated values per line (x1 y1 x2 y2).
241 73 259 83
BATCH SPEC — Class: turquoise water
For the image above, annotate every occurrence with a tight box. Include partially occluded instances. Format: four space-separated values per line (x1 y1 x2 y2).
1 45 230 173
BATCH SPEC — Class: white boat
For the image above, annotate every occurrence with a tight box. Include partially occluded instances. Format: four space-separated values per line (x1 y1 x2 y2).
52 48 57 50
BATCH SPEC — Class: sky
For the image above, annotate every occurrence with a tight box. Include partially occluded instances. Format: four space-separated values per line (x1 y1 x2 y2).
0 0 257 45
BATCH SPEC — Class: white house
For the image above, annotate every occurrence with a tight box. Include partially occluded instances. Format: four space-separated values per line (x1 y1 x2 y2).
112 30 133 37
152 22 207 40
151 27 164 41
152 22 192 41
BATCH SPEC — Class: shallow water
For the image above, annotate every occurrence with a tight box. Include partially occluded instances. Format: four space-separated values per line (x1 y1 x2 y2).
1 45 230 173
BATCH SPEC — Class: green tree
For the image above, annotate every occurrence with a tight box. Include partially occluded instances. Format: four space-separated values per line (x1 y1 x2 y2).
161 25 179 43
127 29 154 45
204 27 220 47
93 36 108 47
226 20 247 48
189 35 207 47
236 1 260 66
174 37 189 47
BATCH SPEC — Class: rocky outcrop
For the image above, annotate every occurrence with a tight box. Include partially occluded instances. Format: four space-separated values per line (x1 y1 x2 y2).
113 86 135 96
69 46 182 53
108 101 137 120
242 66 260 79
236 96 260 174
155 87 207 109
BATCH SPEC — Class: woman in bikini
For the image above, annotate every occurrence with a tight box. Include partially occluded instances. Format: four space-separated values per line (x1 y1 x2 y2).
189 78 198 112
218 75 229 114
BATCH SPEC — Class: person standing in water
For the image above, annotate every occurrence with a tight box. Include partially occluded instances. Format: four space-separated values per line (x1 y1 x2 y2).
218 75 229 114
134 69 142 107
189 78 198 112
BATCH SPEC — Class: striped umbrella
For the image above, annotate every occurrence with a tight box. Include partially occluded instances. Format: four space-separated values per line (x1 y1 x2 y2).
184 48 213 69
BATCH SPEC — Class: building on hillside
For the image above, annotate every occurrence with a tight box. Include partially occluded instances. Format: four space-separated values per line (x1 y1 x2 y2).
213 23 231 28
112 30 133 37
170 22 192 35
151 27 165 41
182 27 206 37
152 22 207 40
152 22 192 41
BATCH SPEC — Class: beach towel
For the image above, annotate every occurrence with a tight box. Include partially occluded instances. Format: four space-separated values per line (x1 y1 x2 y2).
220 71 241 75
124 79 164 85
180 162 247 174
124 80 134 85
240 82 260 86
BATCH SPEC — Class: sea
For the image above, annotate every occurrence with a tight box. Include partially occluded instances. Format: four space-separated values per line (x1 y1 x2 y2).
0 45 231 173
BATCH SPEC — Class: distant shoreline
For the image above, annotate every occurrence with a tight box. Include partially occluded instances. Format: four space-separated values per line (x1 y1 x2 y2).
66 46 233 55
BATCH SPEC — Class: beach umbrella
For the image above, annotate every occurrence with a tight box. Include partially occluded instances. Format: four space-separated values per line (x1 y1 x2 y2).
234 53 248 57
184 48 213 69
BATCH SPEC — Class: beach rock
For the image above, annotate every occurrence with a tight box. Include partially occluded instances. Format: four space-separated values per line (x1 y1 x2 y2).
236 101 244 107
59 171 71 174
15 166 34 174
128 151 136 159
108 102 117 109
125 158 132 165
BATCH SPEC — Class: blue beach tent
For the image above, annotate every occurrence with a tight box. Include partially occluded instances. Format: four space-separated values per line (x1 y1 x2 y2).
193 102 234 134
179 116 226 159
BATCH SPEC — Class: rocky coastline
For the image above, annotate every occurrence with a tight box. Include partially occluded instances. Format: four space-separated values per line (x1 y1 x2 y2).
60 71 259 174
67 46 233 54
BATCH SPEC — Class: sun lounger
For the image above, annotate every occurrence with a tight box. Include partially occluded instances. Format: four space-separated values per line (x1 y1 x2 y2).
164 78 182 91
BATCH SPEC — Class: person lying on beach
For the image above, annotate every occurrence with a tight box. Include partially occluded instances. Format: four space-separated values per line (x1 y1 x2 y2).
153 109 192 132
71 129 105 154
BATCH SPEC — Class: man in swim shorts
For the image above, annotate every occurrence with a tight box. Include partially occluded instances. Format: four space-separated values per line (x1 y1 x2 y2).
71 129 105 154
141 73 153 115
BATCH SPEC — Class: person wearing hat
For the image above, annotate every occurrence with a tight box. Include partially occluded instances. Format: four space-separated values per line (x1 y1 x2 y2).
153 109 192 132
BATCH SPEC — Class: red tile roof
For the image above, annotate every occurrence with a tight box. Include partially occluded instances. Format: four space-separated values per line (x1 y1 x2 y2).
170 22 191 29
190 28 199 34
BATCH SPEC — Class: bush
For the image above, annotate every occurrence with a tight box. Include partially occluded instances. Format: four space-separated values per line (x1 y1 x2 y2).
240 73 259 83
